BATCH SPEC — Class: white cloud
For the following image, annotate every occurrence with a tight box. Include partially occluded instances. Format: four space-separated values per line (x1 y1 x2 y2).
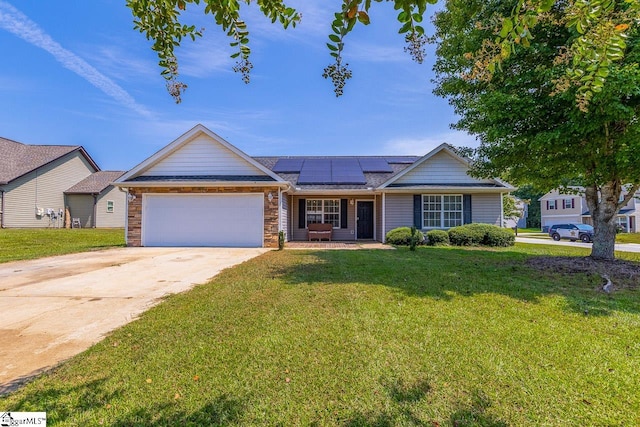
82 45 157 82
178 36 234 78
0 1 152 117
380 131 479 155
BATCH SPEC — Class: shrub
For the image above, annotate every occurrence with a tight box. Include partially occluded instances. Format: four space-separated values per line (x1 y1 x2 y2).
483 226 515 247
386 227 425 246
426 229 449 246
448 224 515 247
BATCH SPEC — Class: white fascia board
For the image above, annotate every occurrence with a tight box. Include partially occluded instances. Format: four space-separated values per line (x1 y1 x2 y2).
115 124 285 184
288 188 379 196
116 181 289 188
381 187 509 194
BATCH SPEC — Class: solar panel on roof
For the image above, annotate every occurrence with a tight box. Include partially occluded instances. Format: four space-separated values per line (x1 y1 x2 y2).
331 158 366 184
298 159 332 184
358 158 393 173
272 158 304 173
386 156 418 164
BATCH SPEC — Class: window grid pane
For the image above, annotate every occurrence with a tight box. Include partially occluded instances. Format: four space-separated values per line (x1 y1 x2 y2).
423 195 463 228
306 199 340 228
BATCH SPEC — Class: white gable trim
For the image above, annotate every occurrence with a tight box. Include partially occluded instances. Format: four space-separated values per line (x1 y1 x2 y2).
115 124 284 184
378 143 513 190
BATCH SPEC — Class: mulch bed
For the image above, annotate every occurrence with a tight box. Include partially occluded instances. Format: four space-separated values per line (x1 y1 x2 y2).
527 256 640 291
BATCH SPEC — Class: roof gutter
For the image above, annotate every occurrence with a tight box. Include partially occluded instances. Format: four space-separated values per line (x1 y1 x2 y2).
114 181 289 188
288 188 379 196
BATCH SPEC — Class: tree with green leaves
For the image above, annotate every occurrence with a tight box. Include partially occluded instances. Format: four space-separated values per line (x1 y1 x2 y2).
502 194 523 227
432 0 639 260
126 0 638 106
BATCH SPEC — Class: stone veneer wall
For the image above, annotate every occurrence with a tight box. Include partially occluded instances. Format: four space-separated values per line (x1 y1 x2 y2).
126 186 280 248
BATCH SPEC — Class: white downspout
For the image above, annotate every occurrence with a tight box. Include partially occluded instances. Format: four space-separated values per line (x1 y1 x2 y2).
500 192 505 228
118 187 129 246
278 187 283 237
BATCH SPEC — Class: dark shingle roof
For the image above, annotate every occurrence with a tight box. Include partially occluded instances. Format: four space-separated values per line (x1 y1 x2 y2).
0 137 97 185
65 171 126 194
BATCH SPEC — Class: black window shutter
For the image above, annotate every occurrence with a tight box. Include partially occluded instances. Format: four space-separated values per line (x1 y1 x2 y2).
413 195 422 228
298 199 306 229
341 199 348 229
463 195 472 224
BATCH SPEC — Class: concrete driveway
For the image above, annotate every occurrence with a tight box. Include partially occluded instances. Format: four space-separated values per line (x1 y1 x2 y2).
0 247 268 393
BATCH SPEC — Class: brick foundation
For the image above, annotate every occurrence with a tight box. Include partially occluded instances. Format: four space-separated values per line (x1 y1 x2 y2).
126 186 280 248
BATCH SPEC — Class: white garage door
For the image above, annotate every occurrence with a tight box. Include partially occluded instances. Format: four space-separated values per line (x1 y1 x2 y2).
142 194 264 247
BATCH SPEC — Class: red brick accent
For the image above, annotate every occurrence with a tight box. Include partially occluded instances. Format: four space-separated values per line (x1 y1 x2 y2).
126 186 280 248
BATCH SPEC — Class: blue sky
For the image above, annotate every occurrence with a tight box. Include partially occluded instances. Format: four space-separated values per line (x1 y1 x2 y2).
0 0 476 171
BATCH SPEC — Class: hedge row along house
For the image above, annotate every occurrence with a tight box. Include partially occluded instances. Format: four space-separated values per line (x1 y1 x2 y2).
114 125 514 247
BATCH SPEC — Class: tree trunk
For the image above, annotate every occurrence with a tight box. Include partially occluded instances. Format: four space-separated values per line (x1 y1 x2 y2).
585 182 620 260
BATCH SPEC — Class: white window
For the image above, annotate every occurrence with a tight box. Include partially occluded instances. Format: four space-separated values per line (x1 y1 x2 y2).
306 199 340 228
616 216 628 231
106 200 114 213
563 198 574 209
422 195 463 228
548 200 557 210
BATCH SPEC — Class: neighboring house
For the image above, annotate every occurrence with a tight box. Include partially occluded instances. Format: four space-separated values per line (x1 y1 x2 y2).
64 171 127 228
114 124 514 248
540 188 639 232
0 137 99 228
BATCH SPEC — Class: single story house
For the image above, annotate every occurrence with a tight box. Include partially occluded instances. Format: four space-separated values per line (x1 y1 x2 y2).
64 171 126 228
0 136 126 228
540 187 639 232
114 125 513 248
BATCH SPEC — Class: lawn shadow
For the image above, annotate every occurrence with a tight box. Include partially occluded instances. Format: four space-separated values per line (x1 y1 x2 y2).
110 393 245 426
338 376 508 427
274 247 640 317
3 374 246 426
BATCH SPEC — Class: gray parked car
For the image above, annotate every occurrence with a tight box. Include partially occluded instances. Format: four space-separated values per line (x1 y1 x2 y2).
548 223 594 243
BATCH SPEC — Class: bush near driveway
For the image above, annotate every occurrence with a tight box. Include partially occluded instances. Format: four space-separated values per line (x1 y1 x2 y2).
1 245 638 426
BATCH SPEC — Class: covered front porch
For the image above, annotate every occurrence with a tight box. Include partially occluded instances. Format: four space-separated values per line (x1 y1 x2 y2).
284 194 382 242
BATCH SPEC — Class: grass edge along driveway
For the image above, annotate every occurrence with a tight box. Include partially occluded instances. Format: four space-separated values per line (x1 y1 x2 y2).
1 244 639 426
0 229 125 263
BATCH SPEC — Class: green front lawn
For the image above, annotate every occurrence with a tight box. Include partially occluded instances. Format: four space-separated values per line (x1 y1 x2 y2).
0 228 125 263
1 245 639 425
617 233 640 244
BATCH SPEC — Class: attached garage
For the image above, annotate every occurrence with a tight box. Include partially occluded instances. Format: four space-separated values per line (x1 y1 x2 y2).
142 193 264 247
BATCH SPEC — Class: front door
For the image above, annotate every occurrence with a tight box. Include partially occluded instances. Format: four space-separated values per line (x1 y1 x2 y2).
356 201 374 239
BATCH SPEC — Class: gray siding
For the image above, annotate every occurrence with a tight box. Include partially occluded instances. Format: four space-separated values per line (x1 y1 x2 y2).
383 194 414 237
471 193 502 226
96 186 126 228
281 193 290 241
66 194 95 228
2 152 96 227
144 133 266 176
394 151 495 185
383 192 504 237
